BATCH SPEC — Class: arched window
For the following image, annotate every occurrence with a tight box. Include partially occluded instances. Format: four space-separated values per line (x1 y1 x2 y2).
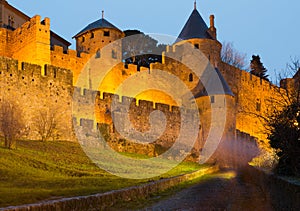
189 73 193 82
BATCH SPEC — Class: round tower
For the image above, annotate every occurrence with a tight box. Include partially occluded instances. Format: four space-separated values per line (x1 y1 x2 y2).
174 2 222 66
73 11 125 55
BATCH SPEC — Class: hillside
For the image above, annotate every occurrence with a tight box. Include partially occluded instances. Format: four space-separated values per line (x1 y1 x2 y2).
0 139 203 207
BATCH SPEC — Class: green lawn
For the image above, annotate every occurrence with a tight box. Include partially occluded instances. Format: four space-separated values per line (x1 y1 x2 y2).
0 139 204 208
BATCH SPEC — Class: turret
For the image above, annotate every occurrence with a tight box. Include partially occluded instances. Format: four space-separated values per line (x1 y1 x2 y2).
174 2 221 65
73 11 125 56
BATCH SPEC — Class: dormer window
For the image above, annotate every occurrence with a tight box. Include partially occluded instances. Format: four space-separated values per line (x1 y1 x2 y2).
104 31 110 37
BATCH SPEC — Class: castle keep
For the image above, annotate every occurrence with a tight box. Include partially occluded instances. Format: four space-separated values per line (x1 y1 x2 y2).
0 1 293 159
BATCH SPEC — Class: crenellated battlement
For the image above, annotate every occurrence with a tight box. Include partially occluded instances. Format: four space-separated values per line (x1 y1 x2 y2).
51 45 89 60
0 56 73 86
221 61 282 94
12 15 50 37
72 86 200 125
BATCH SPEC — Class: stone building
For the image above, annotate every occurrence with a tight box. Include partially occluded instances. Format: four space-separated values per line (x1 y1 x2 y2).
0 1 292 159
0 0 71 51
73 11 125 55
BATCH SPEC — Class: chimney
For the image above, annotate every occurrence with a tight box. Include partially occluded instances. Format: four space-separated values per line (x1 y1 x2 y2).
208 15 217 40
210 15 215 28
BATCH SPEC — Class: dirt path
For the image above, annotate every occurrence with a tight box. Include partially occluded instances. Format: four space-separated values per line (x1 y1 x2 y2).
142 171 274 211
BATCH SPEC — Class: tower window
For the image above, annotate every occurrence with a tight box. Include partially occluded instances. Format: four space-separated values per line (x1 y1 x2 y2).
194 44 199 49
91 32 94 38
189 73 193 82
95 49 101 58
104 31 110 37
82 37 85 42
210 96 215 104
112 50 117 59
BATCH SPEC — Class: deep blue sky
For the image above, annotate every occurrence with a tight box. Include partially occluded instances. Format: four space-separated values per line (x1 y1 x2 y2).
9 0 300 81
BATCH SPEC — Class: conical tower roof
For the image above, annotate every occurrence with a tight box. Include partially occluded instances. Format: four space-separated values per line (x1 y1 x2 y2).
73 12 122 38
193 68 234 98
176 5 212 42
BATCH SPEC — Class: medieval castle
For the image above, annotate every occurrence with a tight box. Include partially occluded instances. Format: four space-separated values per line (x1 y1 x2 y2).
0 1 296 161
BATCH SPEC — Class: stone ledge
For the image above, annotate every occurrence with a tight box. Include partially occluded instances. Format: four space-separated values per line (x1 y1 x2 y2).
1 165 219 211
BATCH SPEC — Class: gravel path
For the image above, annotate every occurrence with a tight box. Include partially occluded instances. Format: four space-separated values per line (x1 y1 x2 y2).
142 171 274 211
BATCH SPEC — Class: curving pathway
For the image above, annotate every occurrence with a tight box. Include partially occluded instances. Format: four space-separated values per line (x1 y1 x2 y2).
143 171 274 211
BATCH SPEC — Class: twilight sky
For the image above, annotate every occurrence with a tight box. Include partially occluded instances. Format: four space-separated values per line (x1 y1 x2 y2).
10 0 300 81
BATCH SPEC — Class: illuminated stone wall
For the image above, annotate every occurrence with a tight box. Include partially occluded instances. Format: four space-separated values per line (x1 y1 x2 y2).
75 28 125 55
0 9 291 153
219 62 284 145
0 56 73 140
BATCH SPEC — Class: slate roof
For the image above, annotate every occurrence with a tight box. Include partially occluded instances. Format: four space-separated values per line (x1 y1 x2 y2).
176 8 213 42
73 18 121 38
193 68 234 98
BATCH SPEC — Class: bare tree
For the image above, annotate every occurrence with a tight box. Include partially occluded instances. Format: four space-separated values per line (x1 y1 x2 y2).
287 56 300 75
0 99 25 149
221 42 248 70
33 107 64 141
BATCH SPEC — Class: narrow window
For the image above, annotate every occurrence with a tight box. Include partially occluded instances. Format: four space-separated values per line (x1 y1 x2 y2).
8 16 11 27
112 50 117 59
104 31 110 37
210 96 215 104
256 102 261 112
189 73 193 82
91 32 94 38
194 44 199 49
82 37 85 42
8 15 14 28
95 49 101 58
44 65 48 76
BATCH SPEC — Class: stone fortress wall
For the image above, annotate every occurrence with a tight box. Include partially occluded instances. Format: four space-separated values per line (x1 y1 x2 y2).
0 56 73 140
0 9 291 159
0 15 51 69
219 62 285 144
72 87 202 158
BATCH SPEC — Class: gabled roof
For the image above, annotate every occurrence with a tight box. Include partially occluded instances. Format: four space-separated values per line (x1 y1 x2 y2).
50 31 71 47
0 0 30 21
73 18 122 38
176 8 213 42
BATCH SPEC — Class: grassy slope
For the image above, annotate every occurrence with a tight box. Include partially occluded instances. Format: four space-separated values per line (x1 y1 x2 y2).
0 140 203 208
